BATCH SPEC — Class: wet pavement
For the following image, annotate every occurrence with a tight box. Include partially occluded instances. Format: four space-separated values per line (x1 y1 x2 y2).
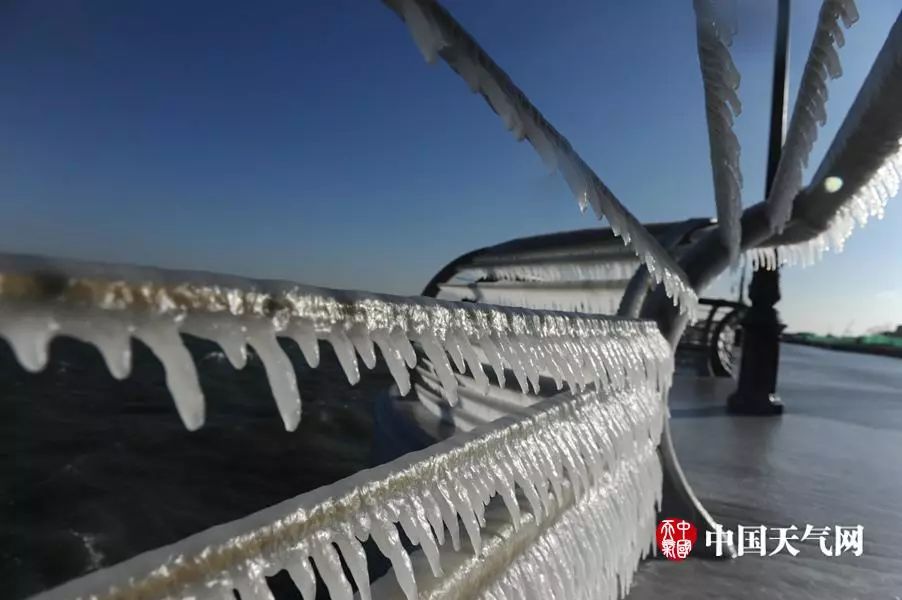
629 344 902 599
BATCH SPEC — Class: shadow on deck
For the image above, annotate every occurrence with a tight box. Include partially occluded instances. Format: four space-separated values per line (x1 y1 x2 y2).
628 344 902 599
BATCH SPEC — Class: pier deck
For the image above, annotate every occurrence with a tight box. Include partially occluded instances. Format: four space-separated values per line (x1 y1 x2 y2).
629 344 902 599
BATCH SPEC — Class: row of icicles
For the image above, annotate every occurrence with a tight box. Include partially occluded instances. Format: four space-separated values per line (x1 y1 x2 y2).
93 380 665 600
0 297 672 432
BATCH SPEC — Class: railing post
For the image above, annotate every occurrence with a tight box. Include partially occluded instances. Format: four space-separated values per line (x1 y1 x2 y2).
728 0 790 415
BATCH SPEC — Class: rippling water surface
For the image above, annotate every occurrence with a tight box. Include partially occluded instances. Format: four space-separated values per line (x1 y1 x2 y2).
2 336 396 598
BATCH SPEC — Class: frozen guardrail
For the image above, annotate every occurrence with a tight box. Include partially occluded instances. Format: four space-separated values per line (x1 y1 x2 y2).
0 253 671 432
383 0 699 317
750 11 902 268
427 221 712 318
0 254 673 600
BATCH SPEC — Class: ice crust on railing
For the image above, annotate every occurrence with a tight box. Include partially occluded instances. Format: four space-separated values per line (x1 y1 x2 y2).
386 0 699 317
38 377 665 600
476 441 660 600
748 137 901 270
413 354 550 430
694 0 743 266
438 282 627 317
0 258 672 431
766 0 859 233
368 437 661 600
461 259 641 284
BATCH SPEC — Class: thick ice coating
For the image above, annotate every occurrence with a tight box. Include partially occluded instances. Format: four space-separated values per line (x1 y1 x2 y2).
766 0 859 233
0 254 673 431
33 372 667 600
749 136 901 270
385 0 698 316
694 0 744 266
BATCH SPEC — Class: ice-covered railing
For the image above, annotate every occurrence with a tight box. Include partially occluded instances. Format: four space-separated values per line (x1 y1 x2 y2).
366 420 662 600
0 253 672 432
694 0 743 266
439 280 629 317
35 358 668 600
749 138 900 269
765 0 859 233
414 359 543 431
462 260 641 285
748 11 901 270
383 0 698 317
439 252 640 316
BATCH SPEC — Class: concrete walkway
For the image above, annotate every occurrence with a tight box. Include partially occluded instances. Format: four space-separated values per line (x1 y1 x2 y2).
629 344 902 599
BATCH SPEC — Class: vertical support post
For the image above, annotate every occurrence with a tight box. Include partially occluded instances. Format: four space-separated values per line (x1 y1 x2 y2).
728 0 789 415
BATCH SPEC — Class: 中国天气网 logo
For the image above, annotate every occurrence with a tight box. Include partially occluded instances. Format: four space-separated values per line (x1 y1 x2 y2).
657 519 864 560
656 518 697 560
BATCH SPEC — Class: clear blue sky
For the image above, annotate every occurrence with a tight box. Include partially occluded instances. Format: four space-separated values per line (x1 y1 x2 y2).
1 1 899 335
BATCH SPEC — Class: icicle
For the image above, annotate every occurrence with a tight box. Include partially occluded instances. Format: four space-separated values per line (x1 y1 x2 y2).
284 551 317 600
492 461 522 527
494 334 529 393
0 304 57 372
369 521 418 600
310 540 353 600
327 326 360 385
133 317 206 431
397 500 443 577
430 483 461 551
452 331 490 390
348 323 377 370
181 313 247 369
284 318 319 368
442 334 467 374
417 331 459 405
386 326 416 369
419 489 446 547
55 310 134 379
334 530 372 600
372 329 412 395
245 321 302 431
441 478 483 555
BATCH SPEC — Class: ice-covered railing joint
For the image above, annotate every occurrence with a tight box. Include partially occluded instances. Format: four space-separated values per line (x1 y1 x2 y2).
749 136 901 269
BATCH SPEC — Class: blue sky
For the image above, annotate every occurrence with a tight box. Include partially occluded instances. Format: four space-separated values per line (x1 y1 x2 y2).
1 1 899 335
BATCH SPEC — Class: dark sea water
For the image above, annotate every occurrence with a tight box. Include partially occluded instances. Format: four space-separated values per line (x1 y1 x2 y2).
1 335 401 599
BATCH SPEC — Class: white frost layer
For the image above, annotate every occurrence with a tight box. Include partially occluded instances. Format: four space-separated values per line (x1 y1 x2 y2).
460 260 641 284
748 136 901 270
37 379 666 600
477 442 660 600
414 359 541 430
766 0 859 233
391 0 698 316
438 281 626 317
0 284 672 431
694 0 743 266
368 439 661 600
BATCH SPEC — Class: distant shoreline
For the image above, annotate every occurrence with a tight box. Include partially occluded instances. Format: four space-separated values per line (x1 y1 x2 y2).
783 337 902 361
